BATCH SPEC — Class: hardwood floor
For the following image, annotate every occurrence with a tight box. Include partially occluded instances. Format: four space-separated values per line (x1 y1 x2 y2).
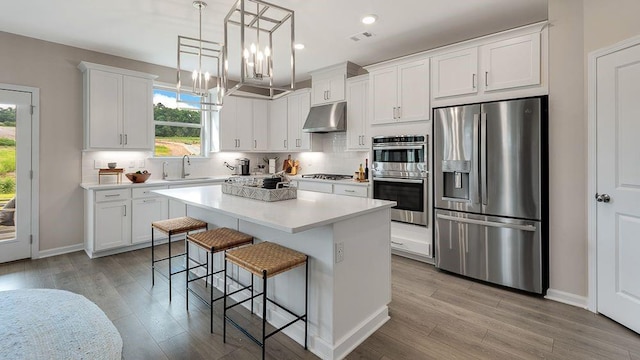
1 246 638 359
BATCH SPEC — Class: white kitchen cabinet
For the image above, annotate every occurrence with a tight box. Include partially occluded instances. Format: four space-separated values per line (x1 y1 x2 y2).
369 58 429 124
287 90 314 151
79 62 156 150
333 184 368 197
480 33 541 92
268 96 288 151
93 189 131 252
131 187 168 245
431 32 541 100
312 72 345 105
252 99 269 151
431 47 479 98
297 181 333 194
219 96 253 151
346 76 369 150
296 179 369 198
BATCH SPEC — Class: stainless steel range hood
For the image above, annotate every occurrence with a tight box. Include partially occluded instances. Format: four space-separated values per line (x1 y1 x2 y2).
302 102 346 133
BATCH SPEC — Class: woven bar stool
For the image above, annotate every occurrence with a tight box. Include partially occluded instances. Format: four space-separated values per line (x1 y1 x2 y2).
223 241 308 360
185 227 253 332
151 216 208 301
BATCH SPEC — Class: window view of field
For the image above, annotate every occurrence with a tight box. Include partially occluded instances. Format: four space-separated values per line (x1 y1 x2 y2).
153 89 202 157
0 105 16 240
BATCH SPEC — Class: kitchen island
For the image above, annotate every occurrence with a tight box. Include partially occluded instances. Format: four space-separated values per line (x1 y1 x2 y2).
152 185 395 360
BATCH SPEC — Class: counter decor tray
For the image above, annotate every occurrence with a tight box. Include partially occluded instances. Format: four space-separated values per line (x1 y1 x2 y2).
221 182 297 202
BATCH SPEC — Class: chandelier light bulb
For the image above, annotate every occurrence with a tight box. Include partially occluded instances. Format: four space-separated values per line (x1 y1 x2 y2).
192 70 198 80
264 46 271 57
205 72 210 81
243 48 249 59
250 43 257 53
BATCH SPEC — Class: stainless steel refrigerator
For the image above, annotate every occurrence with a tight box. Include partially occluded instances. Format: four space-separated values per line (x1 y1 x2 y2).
433 97 548 294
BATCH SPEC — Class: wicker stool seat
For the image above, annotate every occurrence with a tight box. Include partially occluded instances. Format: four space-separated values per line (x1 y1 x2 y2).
223 242 308 360
185 227 253 332
151 216 208 301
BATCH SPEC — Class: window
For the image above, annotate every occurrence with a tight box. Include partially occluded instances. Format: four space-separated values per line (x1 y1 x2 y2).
153 84 206 157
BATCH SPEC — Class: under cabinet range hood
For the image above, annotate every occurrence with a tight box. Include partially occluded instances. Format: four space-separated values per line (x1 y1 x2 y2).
302 102 346 133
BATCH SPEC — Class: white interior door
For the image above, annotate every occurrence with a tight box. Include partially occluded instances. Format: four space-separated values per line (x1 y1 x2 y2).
595 42 640 333
0 88 32 263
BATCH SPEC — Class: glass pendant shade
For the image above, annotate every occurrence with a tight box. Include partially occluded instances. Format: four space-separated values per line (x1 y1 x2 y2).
177 1 223 110
223 0 295 99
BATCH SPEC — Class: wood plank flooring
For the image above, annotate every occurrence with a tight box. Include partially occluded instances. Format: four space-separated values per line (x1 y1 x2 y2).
0 245 638 359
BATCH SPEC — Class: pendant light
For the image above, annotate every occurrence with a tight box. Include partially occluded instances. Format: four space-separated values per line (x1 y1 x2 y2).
223 0 295 99
177 1 223 110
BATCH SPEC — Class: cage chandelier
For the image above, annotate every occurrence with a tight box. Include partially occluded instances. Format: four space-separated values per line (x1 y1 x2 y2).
177 1 223 110
223 0 295 99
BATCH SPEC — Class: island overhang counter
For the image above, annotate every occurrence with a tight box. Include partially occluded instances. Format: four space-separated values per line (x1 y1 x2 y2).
151 185 396 360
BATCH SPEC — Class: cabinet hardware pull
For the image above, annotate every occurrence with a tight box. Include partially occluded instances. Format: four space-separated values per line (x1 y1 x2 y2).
123 205 127 216
485 71 489 87
143 199 156 203
254 140 257 148
391 240 404 245
472 73 476 89
327 90 331 100
344 190 355 193
105 194 120 197
397 107 401 119
284 139 287 148
124 134 127 145
392 107 396 119
119 134 122 145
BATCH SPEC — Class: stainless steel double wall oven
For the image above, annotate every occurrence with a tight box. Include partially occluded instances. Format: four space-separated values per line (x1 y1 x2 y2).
372 135 428 226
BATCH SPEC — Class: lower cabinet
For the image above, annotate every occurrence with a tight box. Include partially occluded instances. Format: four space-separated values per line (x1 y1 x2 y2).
295 180 369 198
131 187 168 245
94 199 131 251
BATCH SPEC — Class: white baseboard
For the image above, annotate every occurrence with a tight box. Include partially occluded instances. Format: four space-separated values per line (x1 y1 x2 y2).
37 243 84 259
545 288 588 309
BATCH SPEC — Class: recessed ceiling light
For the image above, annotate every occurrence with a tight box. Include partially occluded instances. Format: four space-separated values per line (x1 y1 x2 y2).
361 14 378 25
294 43 305 50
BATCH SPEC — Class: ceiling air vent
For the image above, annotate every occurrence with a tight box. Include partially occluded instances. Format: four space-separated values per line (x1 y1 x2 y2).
348 31 375 42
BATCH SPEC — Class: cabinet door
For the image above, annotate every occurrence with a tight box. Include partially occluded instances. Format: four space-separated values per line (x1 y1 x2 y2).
287 93 301 149
123 76 154 149
397 59 430 122
87 70 123 149
235 97 253 151
269 96 289 150
312 77 330 105
297 92 312 150
132 197 168 244
252 100 269 151
370 67 397 125
481 33 541 92
219 96 238 150
327 73 346 103
95 200 130 251
346 78 369 150
432 47 478 98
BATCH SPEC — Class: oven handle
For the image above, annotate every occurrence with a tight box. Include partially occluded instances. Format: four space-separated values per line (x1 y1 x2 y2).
372 145 425 151
373 177 424 184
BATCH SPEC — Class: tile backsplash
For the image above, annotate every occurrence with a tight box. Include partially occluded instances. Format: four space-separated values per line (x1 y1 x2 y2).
81 133 369 184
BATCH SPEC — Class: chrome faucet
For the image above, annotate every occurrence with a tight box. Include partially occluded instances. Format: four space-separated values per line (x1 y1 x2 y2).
162 161 169 180
181 155 191 178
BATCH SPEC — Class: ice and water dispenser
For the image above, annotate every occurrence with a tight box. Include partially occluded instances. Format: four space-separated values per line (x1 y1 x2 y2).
442 160 471 201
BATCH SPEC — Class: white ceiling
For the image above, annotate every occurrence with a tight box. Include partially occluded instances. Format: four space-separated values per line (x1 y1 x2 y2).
0 0 547 81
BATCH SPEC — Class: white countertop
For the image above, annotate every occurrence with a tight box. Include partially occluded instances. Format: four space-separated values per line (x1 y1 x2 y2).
80 176 229 190
152 185 395 234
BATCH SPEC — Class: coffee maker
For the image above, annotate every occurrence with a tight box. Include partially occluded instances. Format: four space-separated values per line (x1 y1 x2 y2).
236 158 250 176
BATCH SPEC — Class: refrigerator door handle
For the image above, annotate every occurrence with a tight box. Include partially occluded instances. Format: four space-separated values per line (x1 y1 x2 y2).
472 113 481 205
436 214 537 232
480 112 488 206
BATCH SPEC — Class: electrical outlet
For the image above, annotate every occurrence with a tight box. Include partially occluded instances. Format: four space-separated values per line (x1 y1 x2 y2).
335 242 344 263
94 160 103 169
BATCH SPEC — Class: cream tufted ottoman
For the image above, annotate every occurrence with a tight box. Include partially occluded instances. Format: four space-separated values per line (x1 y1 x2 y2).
0 289 123 360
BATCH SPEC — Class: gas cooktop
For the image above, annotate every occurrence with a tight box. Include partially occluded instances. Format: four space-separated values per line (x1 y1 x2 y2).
301 174 353 180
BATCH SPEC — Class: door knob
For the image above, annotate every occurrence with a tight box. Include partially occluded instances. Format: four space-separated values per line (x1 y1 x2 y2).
595 193 611 203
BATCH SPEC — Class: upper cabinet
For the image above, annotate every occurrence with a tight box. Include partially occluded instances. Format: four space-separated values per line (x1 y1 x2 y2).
219 96 253 151
79 62 157 150
346 76 369 150
268 96 288 151
480 33 541 92
369 58 430 125
310 62 362 106
431 25 545 104
287 90 314 151
431 47 478 98
252 99 269 151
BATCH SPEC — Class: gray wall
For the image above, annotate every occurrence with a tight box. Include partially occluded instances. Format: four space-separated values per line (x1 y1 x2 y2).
0 31 176 251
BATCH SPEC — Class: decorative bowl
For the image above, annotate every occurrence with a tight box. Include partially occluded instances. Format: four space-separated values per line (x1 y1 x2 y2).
107 162 117 169
125 172 151 183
